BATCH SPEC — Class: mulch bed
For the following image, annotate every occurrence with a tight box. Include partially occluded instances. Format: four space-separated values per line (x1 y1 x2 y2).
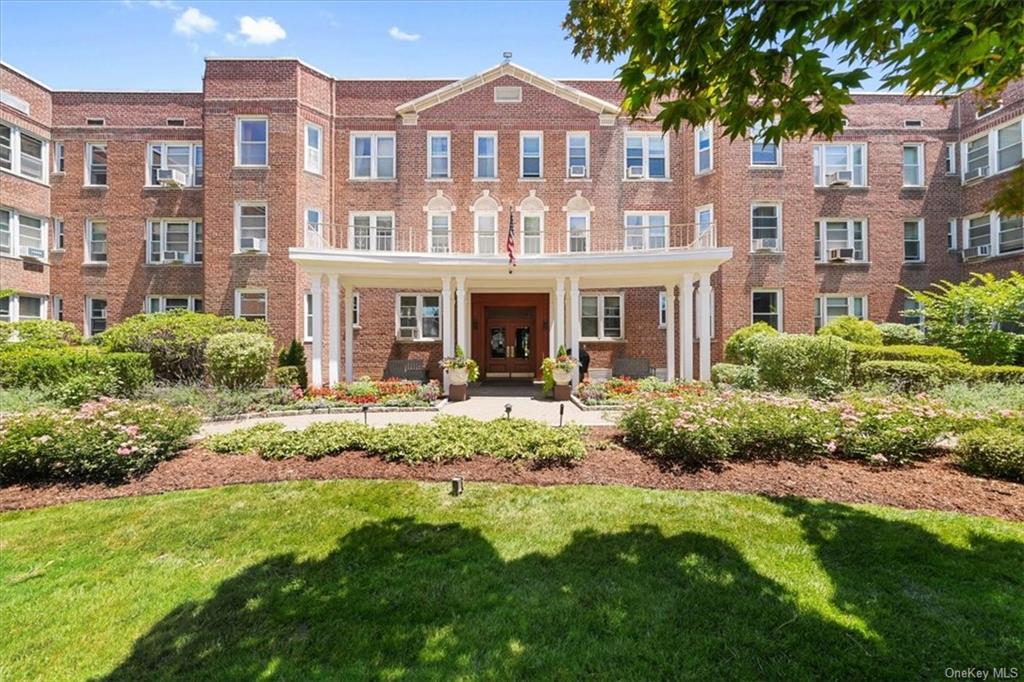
2 429 1021 520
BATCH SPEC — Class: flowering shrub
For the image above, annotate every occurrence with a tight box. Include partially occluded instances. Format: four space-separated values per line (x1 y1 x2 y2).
297 379 439 406
0 399 200 483
577 376 704 405
833 395 952 465
711 363 760 389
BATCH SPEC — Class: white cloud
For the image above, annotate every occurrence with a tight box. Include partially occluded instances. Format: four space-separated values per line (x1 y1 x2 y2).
148 0 179 9
236 16 287 45
388 26 420 42
173 7 217 37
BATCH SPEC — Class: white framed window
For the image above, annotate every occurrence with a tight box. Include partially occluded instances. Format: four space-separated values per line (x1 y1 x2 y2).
903 298 923 328
0 294 46 323
813 143 866 187
814 295 866 330
520 132 543 178
964 213 992 250
350 132 395 179
235 117 268 167
86 219 108 263
306 207 322 240
977 100 1003 119
53 141 64 173
751 290 782 330
567 213 589 253
815 219 867 262
147 142 203 187
947 218 958 251
428 212 450 253
998 213 1024 255
86 297 107 336
580 293 623 340
475 132 497 179
659 290 667 327
0 123 47 182
964 135 989 179
695 205 714 241
624 212 668 250
304 291 314 341
147 219 203 264
624 133 667 179
350 212 395 251
996 118 1023 173
85 142 107 186
959 212 1024 255
944 142 957 175
234 289 267 322
234 202 268 253
427 132 450 179
0 207 48 260
694 123 713 174
521 213 543 254
396 293 440 340
566 132 589 178
903 219 924 262
53 218 64 251
902 143 924 187
959 117 1024 180
750 124 780 167
304 123 322 174
750 203 781 251
52 295 63 321
475 212 498 254
146 296 202 314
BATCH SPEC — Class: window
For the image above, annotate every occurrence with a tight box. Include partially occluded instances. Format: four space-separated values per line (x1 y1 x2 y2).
813 143 866 186
567 132 589 177
146 296 202 313
695 205 714 241
977 100 1003 118
624 212 668 250
750 124 779 166
475 132 497 179
494 86 522 103
306 208 322 233
304 123 322 174
814 295 866 330
167 118 186 127
54 142 64 173
815 219 867 262
520 133 542 178
53 218 64 250
235 289 267 322
944 142 956 174
396 294 440 340
428 213 450 253
625 133 667 179
304 292 314 341
86 219 107 263
86 143 107 185
350 133 395 179
904 120 923 128
996 119 1023 172
0 208 47 258
658 291 667 327
87 298 107 336
965 136 989 177
86 118 104 126
965 214 991 250
903 298 923 328
752 290 782 330
147 142 203 186
52 295 63 321
475 212 497 254
695 124 712 174
427 132 450 179
947 218 958 250
236 118 268 166
902 144 924 186
521 213 543 254
235 203 268 252
750 203 781 250
147 219 203 264
0 294 46 323
999 214 1024 254
567 213 589 253
904 219 924 262
0 123 47 181
0 124 9 172
580 293 622 340
351 213 394 251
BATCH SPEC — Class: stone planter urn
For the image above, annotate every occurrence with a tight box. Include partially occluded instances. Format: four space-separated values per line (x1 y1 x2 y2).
552 368 572 385
449 367 470 385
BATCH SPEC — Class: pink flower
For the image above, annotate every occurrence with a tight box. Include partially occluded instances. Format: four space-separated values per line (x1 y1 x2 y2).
116 446 133 456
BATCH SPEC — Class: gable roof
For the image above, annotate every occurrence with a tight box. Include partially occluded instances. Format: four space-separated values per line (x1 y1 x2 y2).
395 62 621 117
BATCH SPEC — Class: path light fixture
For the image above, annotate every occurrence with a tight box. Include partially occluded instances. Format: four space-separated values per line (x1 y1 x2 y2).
362 404 369 425
559 403 564 428
504 403 512 419
451 477 464 496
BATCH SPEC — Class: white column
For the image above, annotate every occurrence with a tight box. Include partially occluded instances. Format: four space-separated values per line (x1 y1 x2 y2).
554 277 566 354
569 276 580 385
328 274 340 386
441 277 453 393
310 275 324 387
680 274 694 380
698 272 712 381
455 276 467 354
343 283 354 383
665 284 676 382
548 292 556 357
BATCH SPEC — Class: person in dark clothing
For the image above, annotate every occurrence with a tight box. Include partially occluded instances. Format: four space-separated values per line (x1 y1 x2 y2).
578 343 591 381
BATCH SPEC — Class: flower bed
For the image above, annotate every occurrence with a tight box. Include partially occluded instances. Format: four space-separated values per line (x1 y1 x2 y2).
295 379 442 408
577 377 705 406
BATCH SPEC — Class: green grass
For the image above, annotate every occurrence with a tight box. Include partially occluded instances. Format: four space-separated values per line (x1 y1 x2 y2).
1 482 1022 681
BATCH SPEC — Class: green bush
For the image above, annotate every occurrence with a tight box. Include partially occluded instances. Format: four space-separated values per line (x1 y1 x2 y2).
955 428 1024 482
877 323 925 346
724 322 779 364
755 334 851 395
100 311 267 382
273 365 301 387
848 343 965 380
835 395 952 464
277 340 308 389
46 373 118 407
711 363 760 389
205 332 274 390
0 320 82 349
0 399 200 483
817 316 883 346
929 382 1024 411
967 365 1024 384
859 360 947 392
141 384 293 418
0 347 152 393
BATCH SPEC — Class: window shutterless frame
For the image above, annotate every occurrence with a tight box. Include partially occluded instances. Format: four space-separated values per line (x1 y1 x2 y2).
566 131 589 178
519 131 543 179
750 289 783 330
749 202 782 251
234 202 268 253
235 117 269 167
146 141 203 187
426 131 451 179
813 143 867 187
814 295 867 330
395 293 441 340
234 288 268 321
902 143 925 187
624 132 669 179
579 292 624 340
84 142 107 186
694 123 713 174
349 132 396 180
903 218 925 262
85 219 108 264
0 122 48 183
304 123 323 174
474 131 498 180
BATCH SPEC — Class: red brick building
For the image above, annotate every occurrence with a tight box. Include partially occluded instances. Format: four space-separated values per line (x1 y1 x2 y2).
1 58 1021 387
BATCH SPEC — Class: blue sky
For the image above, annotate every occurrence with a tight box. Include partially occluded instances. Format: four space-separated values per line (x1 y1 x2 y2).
0 0 886 91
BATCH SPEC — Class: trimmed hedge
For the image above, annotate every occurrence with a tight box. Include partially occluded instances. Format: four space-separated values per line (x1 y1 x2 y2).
955 428 1024 482
0 347 153 394
205 332 274 389
848 343 965 380
0 320 82 349
755 334 851 395
723 322 779 364
877 323 925 346
967 365 1024 384
859 360 946 392
817 316 883 346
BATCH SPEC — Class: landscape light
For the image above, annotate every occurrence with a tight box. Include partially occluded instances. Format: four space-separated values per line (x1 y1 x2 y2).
559 403 565 427
451 477 464 496
504 403 512 419
362 404 369 425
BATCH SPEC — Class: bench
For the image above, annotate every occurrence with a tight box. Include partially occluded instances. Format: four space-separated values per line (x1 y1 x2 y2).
611 357 652 379
384 359 429 383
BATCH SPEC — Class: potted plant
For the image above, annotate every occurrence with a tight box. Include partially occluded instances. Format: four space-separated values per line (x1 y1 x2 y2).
542 345 578 396
439 345 479 386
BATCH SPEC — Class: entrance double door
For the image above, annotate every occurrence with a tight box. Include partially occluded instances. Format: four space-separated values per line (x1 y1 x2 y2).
486 308 535 379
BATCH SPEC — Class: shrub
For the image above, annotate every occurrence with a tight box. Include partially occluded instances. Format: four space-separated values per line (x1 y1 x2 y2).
277 340 308 389
0 320 82 349
724 322 779 364
859 360 947 392
274 365 301 387
577 380 608 404
848 343 965 380
0 399 200 483
755 334 851 395
817 316 883 346
46 372 118 407
877 323 925 346
834 395 951 465
205 332 273 390
0 347 152 393
414 381 442 403
711 363 760 389
930 382 1024 411
967 365 1024 384
101 311 268 382
955 428 1024 482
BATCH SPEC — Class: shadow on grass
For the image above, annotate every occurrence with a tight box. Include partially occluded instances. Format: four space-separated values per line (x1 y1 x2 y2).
105 512 1024 680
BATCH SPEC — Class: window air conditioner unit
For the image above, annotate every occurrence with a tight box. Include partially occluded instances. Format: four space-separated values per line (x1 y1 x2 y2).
240 237 266 252
163 251 188 263
569 165 587 178
626 165 645 179
156 168 188 187
753 238 778 252
961 244 991 261
828 247 856 262
826 170 854 186
19 246 46 260
965 166 989 182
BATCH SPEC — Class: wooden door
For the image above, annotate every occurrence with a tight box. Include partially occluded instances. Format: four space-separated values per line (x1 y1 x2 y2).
485 320 535 378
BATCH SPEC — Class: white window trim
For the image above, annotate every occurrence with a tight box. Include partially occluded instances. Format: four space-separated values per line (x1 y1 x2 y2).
519 211 545 255
623 211 670 251
749 134 781 167
234 201 268 254
694 123 713 175
0 207 48 261
0 122 49 184
944 142 957 175
349 131 396 180
234 288 268 321
579 292 624 341
235 117 269 168
694 204 714 242
53 141 64 174
815 218 869 262
519 131 543 179
426 131 451 180
349 211 396 252
474 131 498 180
427 211 451 253
304 122 323 174
976 100 1003 119
303 291 314 341
85 218 108 265
749 202 783 252
815 294 868 330
624 132 670 180
85 297 107 337
566 212 590 253
146 295 202 314
474 211 499 255
902 143 925 187
813 142 868 187
395 292 442 341
961 115 1024 182
961 210 1024 256
947 218 959 251
52 294 63 321
147 218 203 264
566 131 590 179
84 142 107 187
658 290 667 328
52 217 64 252
903 218 925 263
145 141 203 187
0 293 47 323
751 289 783 330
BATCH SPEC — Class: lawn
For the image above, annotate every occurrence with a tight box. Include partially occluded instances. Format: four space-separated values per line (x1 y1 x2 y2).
1 482 1022 681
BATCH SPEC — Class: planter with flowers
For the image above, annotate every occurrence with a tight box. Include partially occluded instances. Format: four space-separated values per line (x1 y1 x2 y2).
542 346 578 399
440 345 479 400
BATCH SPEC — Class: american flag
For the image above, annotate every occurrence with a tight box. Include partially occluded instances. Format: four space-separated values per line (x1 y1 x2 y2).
506 204 517 270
